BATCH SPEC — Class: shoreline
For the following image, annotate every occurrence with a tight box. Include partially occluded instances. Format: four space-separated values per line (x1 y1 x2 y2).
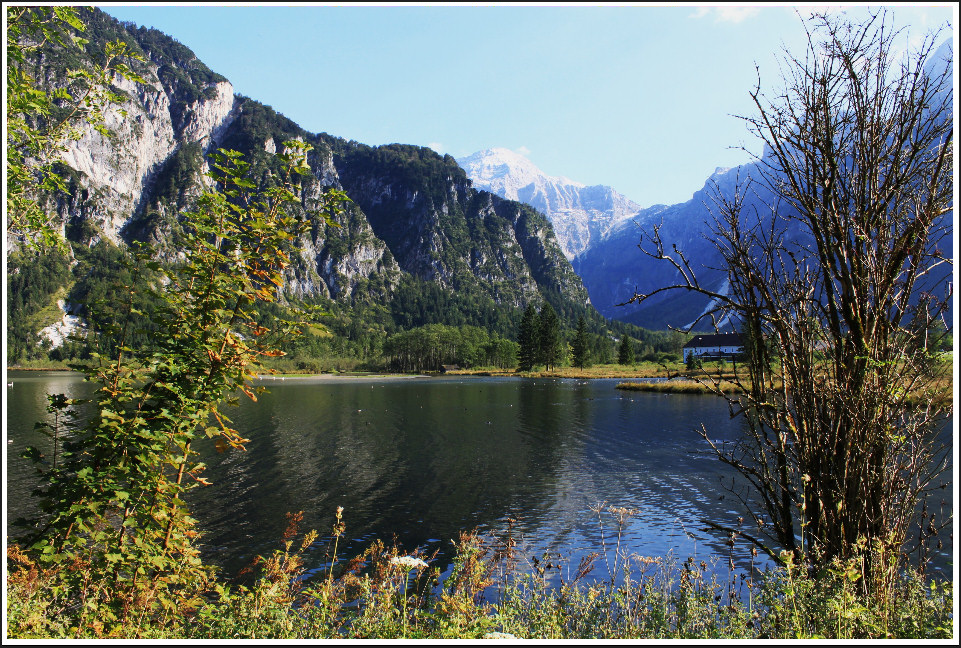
6 366 712 383
7 364 692 381
5 367 433 382
255 373 430 383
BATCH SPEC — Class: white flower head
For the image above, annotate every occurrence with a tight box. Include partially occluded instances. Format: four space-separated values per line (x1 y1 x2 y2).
390 555 429 570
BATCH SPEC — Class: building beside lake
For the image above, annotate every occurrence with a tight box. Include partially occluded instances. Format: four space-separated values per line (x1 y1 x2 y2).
682 333 744 362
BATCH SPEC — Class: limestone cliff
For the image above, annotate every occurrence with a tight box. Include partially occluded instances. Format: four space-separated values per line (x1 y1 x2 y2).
22 7 590 336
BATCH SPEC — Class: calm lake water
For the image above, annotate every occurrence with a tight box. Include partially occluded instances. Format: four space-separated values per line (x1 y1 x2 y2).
5 371 952 584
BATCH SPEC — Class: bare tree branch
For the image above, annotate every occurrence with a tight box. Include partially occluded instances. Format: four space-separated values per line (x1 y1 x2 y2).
628 10 953 585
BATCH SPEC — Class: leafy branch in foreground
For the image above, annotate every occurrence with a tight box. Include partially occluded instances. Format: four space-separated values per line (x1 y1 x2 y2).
18 140 348 632
6 5 147 250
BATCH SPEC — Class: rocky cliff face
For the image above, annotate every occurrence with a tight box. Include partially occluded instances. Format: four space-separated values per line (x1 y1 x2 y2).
29 8 589 330
54 74 237 243
12 9 237 244
458 148 643 260
329 141 588 309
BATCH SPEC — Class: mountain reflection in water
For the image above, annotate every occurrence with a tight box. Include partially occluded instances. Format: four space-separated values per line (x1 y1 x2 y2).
5 372 951 584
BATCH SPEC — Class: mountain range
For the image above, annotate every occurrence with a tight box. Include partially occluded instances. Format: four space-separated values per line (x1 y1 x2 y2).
456 148 642 261
9 8 953 359
11 7 612 360
460 36 953 331
455 147 743 329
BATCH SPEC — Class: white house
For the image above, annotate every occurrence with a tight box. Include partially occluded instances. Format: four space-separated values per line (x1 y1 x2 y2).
682 333 744 362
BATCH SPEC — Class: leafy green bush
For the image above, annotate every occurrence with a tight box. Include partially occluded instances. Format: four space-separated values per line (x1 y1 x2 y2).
14 141 347 635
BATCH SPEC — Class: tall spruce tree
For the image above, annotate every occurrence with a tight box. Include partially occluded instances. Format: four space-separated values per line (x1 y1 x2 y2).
571 315 590 369
538 302 562 371
617 335 635 365
518 302 538 371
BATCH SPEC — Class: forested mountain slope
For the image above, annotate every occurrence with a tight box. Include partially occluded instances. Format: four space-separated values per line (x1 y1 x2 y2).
9 7 680 366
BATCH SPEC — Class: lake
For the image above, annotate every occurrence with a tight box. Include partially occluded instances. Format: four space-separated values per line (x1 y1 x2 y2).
5 371 951 584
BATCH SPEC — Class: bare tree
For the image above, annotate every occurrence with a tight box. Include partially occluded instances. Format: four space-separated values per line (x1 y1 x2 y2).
629 11 953 583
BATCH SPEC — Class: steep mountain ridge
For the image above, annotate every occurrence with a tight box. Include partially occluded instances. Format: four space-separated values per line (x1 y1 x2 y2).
574 164 768 329
458 146 740 329
330 141 586 308
17 8 592 347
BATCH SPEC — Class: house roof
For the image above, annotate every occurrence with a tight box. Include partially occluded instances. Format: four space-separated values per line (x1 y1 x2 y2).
683 333 744 349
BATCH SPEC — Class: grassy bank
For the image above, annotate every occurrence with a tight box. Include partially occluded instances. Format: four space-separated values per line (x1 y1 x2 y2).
614 363 953 407
616 379 742 394
5 359 84 371
7 513 952 639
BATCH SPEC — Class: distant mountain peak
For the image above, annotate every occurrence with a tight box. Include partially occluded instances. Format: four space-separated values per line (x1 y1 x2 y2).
459 147 583 191
457 148 642 260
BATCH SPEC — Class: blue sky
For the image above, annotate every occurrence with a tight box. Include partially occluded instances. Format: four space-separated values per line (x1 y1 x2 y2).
101 3 956 207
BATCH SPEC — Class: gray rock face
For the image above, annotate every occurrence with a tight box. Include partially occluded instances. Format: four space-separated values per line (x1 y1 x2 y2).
52 70 237 242
330 141 589 309
35 9 589 322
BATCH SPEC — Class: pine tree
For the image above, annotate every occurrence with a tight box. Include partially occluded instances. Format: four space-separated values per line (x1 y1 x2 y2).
571 315 590 369
538 302 562 371
518 303 538 371
618 335 635 365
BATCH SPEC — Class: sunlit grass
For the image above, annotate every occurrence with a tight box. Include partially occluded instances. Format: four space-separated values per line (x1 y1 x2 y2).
7 508 952 639
616 379 741 394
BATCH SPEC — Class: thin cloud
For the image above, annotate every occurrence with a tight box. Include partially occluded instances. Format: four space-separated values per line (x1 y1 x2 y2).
716 7 761 23
427 142 446 154
514 146 531 156
690 6 761 23
690 7 710 20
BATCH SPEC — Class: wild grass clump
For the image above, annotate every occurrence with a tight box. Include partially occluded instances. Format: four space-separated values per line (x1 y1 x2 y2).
616 380 741 394
7 508 952 639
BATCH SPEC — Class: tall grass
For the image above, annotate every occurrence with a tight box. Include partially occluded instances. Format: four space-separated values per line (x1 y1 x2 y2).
6 508 953 639
616 380 742 394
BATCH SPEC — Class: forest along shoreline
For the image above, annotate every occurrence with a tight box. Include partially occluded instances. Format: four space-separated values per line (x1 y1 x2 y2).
8 362 951 404
6 361 687 380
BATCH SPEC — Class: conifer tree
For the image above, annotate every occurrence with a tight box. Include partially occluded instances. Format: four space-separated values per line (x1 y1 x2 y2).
571 315 590 369
617 335 635 365
538 302 562 371
517 303 538 371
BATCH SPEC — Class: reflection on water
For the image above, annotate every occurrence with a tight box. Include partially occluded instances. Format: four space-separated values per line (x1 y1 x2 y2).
5 371 952 584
